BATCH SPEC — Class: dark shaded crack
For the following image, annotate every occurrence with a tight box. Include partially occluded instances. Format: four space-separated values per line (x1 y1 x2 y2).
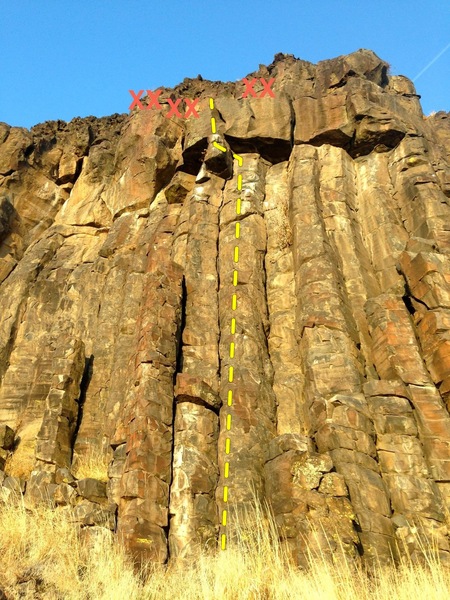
299 125 406 160
216 184 226 387
56 156 84 186
400 278 430 312
75 221 107 229
176 396 220 415
350 130 406 159
379 64 390 88
71 354 94 458
329 70 358 89
402 294 416 316
0 197 15 242
290 105 296 149
165 276 188 562
225 134 292 163
175 276 187 377
179 137 208 175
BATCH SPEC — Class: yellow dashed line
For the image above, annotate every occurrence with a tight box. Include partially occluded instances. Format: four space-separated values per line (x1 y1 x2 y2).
233 153 243 167
231 318 236 334
213 141 227 152
209 98 245 553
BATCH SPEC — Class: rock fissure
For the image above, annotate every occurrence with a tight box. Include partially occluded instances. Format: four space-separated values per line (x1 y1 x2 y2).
71 355 94 459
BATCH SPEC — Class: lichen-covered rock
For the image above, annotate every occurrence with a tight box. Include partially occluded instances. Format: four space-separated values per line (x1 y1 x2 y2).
77 478 107 503
2 476 25 497
0 424 14 449
53 482 77 506
72 499 116 530
25 470 57 506
1 49 450 567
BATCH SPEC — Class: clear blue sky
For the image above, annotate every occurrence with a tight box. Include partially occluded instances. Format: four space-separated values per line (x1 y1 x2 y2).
1 1 449 129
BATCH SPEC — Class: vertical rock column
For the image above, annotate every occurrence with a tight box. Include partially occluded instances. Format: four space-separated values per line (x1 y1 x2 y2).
72 201 170 462
389 136 450 252
25 337 85 503
365 294 450 556
114 212 183 565
317 144 380 378
263 160 359 567
402 250 450 511
0 235 63 418
263 161 305 435
217 153 278 542
288 146 364 425
400 250 450 411
286 145 396 563
0 234 75 478
168 175 223 559
365 380 449 561
353 152 408 292
264 155 356 564
34 337 85 471
0 234 61 386
366 293 450 476
103 203 180 506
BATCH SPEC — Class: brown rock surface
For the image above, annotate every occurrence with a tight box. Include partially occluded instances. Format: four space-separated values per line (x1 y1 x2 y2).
1 49 450 566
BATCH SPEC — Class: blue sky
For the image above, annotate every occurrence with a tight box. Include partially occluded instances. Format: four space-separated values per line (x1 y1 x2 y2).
1 1 449 129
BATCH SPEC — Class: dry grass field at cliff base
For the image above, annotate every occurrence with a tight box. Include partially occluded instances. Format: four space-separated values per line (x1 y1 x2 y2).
0 497 449 600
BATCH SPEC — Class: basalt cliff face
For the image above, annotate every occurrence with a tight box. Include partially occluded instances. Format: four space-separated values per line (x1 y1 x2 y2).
1 49 450 566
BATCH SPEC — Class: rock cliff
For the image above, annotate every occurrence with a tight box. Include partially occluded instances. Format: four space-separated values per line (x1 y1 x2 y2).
1 49 450 566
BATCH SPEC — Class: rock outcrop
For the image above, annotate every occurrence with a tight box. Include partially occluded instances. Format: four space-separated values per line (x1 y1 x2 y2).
1 48 450 566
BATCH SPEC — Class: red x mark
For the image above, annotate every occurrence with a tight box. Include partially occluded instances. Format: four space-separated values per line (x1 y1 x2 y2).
146 89 162 110
242 77 276 98
259 77 275 98
166 98 182 118
242 78 258 98
129 89 144 110
184 98 199 119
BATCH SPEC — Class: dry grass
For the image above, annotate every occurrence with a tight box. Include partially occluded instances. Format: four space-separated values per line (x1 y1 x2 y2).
6 422 41 479
72 447 111 482
0 496 449 599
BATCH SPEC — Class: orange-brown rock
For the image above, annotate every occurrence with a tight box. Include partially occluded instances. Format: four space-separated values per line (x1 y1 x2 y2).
1 49 450 566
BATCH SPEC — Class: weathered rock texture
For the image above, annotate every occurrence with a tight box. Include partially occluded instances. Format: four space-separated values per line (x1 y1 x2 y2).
1 49 450 566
